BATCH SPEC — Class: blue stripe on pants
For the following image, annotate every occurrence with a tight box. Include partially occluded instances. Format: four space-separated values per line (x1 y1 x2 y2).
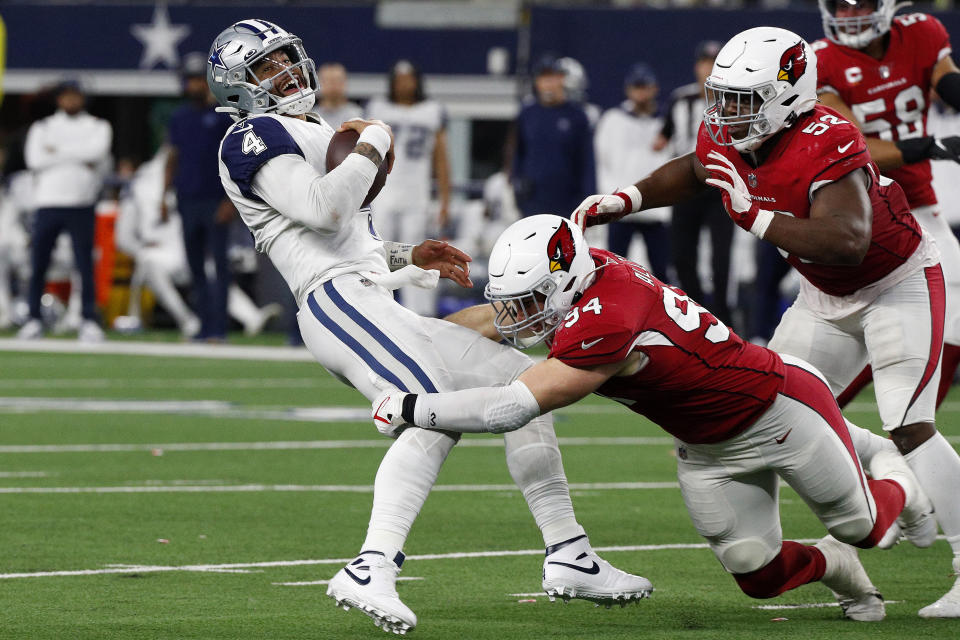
306 291 410 393
323 280 439 393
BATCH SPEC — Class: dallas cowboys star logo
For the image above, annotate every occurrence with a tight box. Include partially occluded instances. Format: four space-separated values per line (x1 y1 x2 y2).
209 44 229 71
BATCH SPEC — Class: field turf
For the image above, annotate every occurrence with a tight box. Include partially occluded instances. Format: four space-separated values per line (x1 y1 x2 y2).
0 338 957 639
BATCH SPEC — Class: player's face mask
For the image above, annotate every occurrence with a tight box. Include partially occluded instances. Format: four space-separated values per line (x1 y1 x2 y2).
819 0 900 49
488 284 561 349
703 82 779 150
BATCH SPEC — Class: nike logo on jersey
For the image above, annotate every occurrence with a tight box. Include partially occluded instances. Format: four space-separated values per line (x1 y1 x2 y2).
344 558 372 585
837 141 854 154
775 428 793 445
232 123 254 134
547 552 601 575
581 338 604 349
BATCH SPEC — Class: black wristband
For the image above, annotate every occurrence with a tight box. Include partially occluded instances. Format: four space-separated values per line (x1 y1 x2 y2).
895 136 936 164
401 393 419 424
936 72 960 111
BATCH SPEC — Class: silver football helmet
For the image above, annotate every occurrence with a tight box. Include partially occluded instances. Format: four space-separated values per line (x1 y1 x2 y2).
207 19 317 117
703 27 818 153
819 0 906 49
485 214 596 349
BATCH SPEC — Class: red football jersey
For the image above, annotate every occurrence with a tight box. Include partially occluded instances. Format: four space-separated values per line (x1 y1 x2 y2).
815 13 953 208
696 105 921 297
548 249 786 444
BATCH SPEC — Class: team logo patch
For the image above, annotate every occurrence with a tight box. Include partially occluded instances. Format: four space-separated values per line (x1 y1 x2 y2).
777 41 807 86
547 222 577 273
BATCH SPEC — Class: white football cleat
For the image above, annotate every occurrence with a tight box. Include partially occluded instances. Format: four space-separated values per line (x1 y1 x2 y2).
869 449 937 549
542 535 653 607
16 319 44 340
77 320 105 343
815 535 885 621
918 557 960 618
326 550 416 635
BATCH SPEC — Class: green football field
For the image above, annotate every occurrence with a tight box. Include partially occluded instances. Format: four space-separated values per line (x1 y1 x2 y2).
0 339 957 639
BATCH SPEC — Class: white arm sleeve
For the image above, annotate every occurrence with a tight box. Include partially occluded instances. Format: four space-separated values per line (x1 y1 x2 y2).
412 380 541 434
251 153 377 232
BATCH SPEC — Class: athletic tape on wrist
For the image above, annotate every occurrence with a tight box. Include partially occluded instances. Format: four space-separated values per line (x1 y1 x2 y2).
750 209 775 239
358 125 392 160
385 242 415 271
615 185 643 213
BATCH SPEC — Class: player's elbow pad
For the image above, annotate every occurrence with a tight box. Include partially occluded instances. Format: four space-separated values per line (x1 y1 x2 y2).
412 380 541 434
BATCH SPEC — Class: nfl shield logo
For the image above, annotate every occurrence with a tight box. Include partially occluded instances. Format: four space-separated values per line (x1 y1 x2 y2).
879 65 891 79
748 173 758 188
677 445 688 460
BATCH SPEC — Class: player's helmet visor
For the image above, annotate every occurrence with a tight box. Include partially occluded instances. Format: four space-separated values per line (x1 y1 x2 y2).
820 0 891 48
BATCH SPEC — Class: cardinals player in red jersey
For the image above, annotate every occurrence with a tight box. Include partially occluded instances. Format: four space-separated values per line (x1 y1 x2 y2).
815 3 960 416
567 26 960 618
370 214 935 621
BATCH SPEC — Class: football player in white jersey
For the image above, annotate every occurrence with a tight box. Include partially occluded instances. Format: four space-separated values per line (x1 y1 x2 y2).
365 60 450 316
208 19 652 635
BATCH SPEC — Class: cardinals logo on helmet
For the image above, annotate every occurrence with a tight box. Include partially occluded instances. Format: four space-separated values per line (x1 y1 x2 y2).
547 222 576 273
777 41 807 86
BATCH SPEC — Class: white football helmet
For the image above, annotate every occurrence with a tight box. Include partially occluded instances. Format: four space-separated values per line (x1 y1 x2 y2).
703 27 818 153
207 19 317 118
558 57 588 103
819 0 905 49
485 214 596 349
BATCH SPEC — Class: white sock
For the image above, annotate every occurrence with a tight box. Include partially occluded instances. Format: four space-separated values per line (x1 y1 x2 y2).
904 432 960 556
504 413 585 547
227 284 259 328
846 419 897 467
361 428 457 553
142 259 195 328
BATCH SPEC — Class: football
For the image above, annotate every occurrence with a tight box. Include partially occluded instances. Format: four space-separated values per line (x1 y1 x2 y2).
325 128 388 208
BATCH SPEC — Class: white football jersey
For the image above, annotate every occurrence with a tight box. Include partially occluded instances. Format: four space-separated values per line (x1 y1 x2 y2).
364 98 446 211
218 113 387 307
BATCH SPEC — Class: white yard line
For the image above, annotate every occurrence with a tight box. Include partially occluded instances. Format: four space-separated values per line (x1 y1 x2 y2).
273 576 424 587
0 481 680 495
752 600 902 610
0 339 314 361
0 378 332 390
0 398 633 421
0 436 674 454
0 471 49 478
0 536 945 581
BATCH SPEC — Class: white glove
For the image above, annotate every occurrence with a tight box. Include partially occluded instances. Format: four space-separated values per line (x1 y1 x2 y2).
570 185 642 231
702 151 774 239
372 388 409 438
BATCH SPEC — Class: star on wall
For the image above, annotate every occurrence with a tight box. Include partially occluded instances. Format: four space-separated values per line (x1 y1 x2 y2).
130 4 191 70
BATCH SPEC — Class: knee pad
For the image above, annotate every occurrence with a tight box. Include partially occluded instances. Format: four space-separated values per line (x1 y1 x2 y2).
827 517 874 545
717 537 777 575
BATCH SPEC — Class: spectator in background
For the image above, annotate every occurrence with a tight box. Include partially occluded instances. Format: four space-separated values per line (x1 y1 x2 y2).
512 55 595 219
313 62 362 127
163 52 235 341
365 59 450 316
595 63 672 282
19 81 112 342
655 40 734 326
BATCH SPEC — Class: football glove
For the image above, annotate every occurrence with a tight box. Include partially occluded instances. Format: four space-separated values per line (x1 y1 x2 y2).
570 185 642 230
896 136 960 164
703 151 774 239
372 388 409 438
